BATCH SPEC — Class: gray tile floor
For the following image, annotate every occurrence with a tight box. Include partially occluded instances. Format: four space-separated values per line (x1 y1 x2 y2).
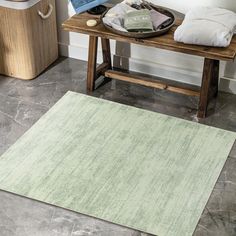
0 57 236 236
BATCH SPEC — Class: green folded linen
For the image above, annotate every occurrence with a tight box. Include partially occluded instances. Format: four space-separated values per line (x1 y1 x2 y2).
124 9 153 32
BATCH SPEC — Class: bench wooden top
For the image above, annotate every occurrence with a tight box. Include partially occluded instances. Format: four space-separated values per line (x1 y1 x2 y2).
62 12 236 61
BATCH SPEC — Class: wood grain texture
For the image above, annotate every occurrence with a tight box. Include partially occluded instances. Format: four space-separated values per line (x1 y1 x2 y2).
101 38 112 69
0 92 235 236
0 0 58 80
105 70 200 96
62 13 236 61
198 59 220 118
87 36 98 91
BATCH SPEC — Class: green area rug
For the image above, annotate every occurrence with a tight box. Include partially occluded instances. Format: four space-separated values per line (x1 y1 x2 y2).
0 91 235 236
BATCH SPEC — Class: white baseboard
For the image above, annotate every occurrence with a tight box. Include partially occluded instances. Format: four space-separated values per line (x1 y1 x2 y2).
59 42 236 94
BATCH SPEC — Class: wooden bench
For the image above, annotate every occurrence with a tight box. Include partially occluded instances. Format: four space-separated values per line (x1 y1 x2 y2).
62 11 236 118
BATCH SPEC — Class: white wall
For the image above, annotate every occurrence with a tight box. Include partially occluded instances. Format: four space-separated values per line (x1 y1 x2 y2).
56 0 236 94
151 0 236 13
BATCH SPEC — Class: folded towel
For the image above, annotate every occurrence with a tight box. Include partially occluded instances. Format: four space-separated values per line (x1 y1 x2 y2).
150 9 171 30
124 9 153 32
102 3 136 32
174 7 236 47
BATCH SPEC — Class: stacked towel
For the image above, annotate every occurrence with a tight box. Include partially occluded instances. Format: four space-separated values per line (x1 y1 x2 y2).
103 1 172 33
174 7 236 47
102 3 135 32
124 9 153 32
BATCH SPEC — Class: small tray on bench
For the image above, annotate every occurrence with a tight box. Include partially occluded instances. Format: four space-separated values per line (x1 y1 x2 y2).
101 4 176 39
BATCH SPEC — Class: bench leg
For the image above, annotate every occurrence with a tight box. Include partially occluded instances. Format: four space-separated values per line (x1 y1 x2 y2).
87 36 98 92
101 38 112 68
87 37 112 91
198 58 219 118
91 38 113 88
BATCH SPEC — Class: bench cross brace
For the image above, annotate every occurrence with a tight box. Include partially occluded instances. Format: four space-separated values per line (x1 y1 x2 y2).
87 36 220 119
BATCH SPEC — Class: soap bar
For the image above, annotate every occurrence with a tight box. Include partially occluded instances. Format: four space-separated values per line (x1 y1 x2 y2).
86 19 97 27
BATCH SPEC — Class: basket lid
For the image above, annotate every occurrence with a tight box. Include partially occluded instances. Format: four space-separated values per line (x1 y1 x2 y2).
0 0 41 10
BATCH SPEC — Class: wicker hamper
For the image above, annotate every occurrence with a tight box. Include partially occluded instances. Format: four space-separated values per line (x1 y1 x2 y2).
0 0 58 79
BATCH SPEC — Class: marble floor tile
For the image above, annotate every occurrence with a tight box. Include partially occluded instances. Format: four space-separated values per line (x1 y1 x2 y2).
229 142 236 159
0 57 235 236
